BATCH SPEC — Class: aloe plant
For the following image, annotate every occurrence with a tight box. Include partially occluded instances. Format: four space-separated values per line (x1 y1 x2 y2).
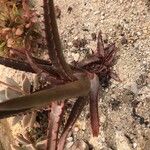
0 0 118 150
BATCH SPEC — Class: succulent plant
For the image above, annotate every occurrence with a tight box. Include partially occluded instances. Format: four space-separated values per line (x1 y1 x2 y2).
0 0 118 150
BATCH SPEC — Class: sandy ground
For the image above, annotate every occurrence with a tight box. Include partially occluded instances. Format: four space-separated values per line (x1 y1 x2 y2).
0 0 149 150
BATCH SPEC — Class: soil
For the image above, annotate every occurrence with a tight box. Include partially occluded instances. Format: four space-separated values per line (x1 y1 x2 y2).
0 0 150 150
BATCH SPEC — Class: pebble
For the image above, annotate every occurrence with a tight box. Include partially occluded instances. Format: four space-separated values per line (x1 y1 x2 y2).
94 11 100 15
74 126 79 132
67 137 73 142
132 143 137 148
121 36 128 45
136 32 142 36
68 42 73 46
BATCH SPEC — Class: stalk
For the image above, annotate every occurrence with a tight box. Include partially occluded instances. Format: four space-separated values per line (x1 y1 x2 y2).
0 77 90 111
43 0 76 81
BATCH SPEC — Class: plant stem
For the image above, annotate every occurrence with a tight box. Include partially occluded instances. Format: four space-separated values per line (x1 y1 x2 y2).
0 56 59 77
43 0 76 81
0 76 90 111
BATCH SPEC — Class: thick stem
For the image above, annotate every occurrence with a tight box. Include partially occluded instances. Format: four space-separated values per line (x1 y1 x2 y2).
0 77 90 111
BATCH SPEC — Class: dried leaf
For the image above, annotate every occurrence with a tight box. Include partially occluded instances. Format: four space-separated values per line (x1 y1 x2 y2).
5 88 22 99
23 144 36 150
5 77 20 88
16 134 31 145
22 113 32 128
28 112 37 128
11 144 22 150
22 74 31 94
22 112 37 128
0 90 6 102
11 116 22 126
36 140 47 150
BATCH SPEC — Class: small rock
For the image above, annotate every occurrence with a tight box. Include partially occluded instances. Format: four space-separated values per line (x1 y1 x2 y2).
132 142 137 148
68 42 73 46
94 11 100 15
74 126 79 132
121 36 128 45
136 31 142 36
67 6 73 14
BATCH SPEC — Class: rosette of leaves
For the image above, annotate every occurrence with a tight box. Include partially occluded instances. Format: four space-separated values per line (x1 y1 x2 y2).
0 0 41 57
0 75 37 129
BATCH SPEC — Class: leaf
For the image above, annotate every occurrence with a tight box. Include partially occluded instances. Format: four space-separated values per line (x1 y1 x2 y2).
22 113 32 128
0 77 90 111
97 31 105 57
12 4 20 16
5 77 20 88
5 88 22 99
16 134 31 145
36 140 47 150
0 90 6 102
11 144 23 150
22 74 31 94
22 112 37 128
58 96 87 150
47 102 64 150
0 42 6 51
22 144 35 150
11 116 22 126
89 74 100 137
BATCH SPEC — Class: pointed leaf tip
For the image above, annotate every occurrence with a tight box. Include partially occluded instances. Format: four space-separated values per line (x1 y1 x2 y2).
89 74 100 137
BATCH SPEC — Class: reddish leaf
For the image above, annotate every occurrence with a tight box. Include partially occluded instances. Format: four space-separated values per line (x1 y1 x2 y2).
58 96 87 150
89 74 100 136
47 102 64 150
